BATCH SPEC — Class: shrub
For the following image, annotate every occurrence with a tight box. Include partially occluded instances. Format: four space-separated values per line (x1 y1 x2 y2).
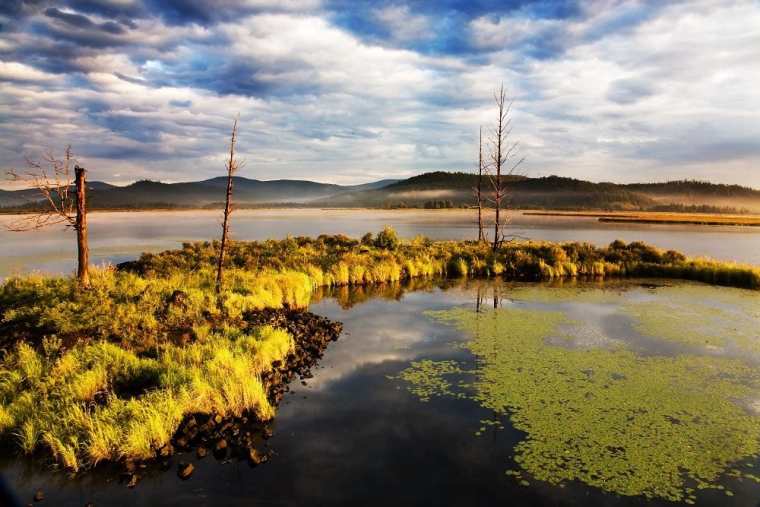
374 226 400 250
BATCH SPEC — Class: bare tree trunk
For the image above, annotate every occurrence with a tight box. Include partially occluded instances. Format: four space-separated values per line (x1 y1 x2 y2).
488 84 524 252
75 166 90 288
477 126 485 242
216 118 239 294
492 90 505 252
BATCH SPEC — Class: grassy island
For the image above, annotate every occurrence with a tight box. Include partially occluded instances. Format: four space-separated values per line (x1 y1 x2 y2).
1 228 759 473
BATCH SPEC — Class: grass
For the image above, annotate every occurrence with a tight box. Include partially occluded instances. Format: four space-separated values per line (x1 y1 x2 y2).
0 227 758 471
130 231 760 290
0 326 291 471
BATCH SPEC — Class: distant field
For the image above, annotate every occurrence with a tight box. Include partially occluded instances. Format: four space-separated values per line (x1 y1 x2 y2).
524 211 760 227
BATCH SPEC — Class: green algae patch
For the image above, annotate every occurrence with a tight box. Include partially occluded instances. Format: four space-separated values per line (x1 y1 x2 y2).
390 360 464 402
397 306 760 502
623 285 760 354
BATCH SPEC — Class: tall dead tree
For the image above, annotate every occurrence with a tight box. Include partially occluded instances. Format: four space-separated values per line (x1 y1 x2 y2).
7 146 90 287
487 84 525 252
474 126 486 242
215 117 241 294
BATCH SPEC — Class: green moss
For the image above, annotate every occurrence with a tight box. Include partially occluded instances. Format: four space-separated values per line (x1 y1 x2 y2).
396 306 760 502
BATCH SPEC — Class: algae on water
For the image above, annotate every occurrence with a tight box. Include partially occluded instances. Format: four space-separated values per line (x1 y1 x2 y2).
623 284 760 354
396 299 760 503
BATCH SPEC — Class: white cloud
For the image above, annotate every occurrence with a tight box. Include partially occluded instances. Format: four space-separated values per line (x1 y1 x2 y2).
373 5 432 43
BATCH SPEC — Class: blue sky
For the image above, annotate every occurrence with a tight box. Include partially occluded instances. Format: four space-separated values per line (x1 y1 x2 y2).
0 0 759 187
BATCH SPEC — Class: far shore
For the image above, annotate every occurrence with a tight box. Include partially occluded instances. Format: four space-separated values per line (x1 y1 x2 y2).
525 211 760 227
2 206 760 225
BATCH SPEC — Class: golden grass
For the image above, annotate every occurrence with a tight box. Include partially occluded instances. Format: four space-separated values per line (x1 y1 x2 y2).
0 326 293 471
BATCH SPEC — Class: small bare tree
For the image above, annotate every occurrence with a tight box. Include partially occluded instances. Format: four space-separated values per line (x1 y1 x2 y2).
6 146 90 287
215 117 242 294
487 84 525 251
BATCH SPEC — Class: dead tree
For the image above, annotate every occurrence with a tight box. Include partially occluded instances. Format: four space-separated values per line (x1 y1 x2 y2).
487 84 525 252
474 126 486 242
215 117 241 294
7 146 90 287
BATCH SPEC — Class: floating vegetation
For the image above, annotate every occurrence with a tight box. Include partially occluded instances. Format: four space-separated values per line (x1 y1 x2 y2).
624 285 760 354
390 360 463 402
395 303 760 503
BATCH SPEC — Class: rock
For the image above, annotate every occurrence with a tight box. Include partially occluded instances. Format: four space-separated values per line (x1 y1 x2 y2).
174 436 188 449
215 438 228 452
247 448 268 466
157 443 173 458
126 474 139 488
177 462 194 480
196 446 207 458
33 490 44 502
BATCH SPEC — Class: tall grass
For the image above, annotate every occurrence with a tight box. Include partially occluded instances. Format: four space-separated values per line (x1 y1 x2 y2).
0 326 292 471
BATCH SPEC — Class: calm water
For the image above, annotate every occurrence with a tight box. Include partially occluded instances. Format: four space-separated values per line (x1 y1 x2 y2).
2 279 760 506
1 209 759 277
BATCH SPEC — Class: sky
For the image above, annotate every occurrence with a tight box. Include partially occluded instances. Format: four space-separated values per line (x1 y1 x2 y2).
0 0 759 188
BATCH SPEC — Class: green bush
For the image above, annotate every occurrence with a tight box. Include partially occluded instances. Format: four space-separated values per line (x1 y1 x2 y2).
374 226 400 250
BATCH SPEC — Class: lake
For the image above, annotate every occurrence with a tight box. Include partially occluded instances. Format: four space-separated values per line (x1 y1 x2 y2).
1 209 759 278
2 278 760 506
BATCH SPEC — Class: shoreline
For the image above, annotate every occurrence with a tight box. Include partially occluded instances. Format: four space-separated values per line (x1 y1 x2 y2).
525 210 760 227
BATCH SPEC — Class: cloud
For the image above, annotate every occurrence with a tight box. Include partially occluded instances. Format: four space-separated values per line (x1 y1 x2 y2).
372 5 432 43
606 78 656 105
0 0 758 188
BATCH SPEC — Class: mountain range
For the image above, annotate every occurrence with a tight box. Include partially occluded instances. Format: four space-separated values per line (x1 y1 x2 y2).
2 172 759 213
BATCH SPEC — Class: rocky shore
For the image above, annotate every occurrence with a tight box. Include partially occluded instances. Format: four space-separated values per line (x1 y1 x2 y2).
122 308 342 486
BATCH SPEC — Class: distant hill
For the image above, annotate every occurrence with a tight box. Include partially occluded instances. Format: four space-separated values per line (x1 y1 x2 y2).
1 172 758 212
0 177 399 210
314 172 760 211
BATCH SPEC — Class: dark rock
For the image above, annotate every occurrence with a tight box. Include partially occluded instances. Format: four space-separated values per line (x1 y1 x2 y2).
33 490 44 502
174 436 188 449
126 474 139 488
247 448 268 466
196 446 207 458
177 462 194 480
157 443 173 457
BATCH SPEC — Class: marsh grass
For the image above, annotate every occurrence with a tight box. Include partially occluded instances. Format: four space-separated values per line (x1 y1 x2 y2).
0 326 291 471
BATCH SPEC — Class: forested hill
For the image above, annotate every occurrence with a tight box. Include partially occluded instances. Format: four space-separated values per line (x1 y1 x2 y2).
1 172 758 212
320 172 760 211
